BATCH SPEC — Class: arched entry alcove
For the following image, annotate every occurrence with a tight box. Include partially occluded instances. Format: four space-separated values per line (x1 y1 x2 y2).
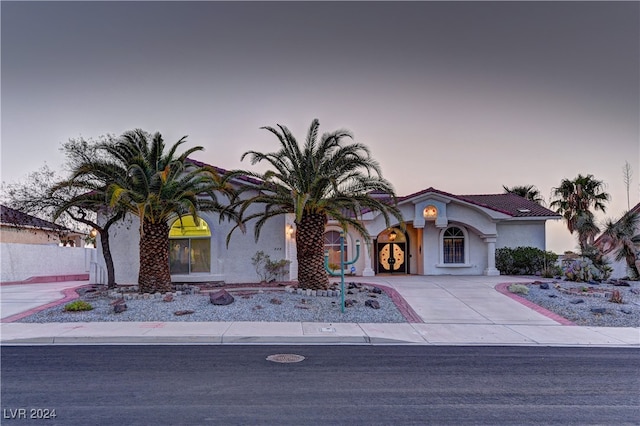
375 227 410 274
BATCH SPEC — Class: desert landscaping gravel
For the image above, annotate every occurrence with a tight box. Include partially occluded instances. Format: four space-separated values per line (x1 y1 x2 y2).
519 279 640 327
14 279 640 327
17 284 407 324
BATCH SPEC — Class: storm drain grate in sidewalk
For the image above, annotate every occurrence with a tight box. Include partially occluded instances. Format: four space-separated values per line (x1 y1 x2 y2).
266 354 305 363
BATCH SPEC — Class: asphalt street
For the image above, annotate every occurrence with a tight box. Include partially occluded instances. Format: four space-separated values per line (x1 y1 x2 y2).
2 345 639 425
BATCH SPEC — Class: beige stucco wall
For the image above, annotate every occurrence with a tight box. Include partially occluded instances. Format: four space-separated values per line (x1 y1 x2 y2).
0 226 62 245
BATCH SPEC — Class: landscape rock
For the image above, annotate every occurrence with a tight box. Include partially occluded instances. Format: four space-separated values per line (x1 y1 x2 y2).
539 283 550 290
344 299 357 308
569 299 585 304
209 289 234 305
113 303 127 313
365 299 381 309
591 307 607 314
371 287 382 294
163 294 174 302
174 310 194 316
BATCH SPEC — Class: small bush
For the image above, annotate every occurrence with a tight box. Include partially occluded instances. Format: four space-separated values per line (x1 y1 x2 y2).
64 300 93 312
609 290 624 304
508 284 529 295
251 251 291 282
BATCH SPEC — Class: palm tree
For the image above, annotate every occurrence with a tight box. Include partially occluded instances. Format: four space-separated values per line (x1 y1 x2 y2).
225 119 404 290
65 129 236 293
502 184 545 205
550 174 610 251
597 210 640 278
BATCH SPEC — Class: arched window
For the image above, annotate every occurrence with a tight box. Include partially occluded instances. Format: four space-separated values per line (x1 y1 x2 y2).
324 230 348 269
443 226 465 264
169 216 211 274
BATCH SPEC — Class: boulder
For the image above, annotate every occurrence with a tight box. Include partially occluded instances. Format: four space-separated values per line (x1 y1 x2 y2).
371 287 383 294
113 303 127 314
209 289 234 305
539 283 550 290
365 299 381 309
344 299 357 308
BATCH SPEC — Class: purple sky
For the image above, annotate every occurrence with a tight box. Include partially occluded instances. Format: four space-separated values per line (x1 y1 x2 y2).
1 1 638 253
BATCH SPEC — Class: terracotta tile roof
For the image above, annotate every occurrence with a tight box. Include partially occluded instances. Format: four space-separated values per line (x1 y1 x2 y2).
457 193 560 218
186 158 560 219
0 205 69 231
399 188 560 218
186 158 264 186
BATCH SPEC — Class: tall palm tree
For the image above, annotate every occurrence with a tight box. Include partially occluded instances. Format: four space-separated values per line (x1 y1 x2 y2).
65 129 236 293
550 174 610 251
597 210 640 278
225 119 404 290
502 184 545 205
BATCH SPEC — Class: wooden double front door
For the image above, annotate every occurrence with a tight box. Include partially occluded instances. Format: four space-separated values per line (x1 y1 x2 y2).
377 242 407 273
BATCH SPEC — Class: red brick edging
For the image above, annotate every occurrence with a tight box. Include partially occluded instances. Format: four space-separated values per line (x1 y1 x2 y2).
360 282 424 323
495 282 575 326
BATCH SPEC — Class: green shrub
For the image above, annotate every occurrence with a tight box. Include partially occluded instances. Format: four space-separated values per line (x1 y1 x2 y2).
64 300 93 312
508 284 529 295
251 251 291 282
495 247 558 276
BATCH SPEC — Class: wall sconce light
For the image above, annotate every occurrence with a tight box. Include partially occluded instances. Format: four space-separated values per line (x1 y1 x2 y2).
389 230 397 242
286 224 294 238
89 228 98 238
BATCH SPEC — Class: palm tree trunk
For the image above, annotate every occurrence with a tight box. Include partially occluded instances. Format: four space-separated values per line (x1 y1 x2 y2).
296 212 329 290
138 219 172 294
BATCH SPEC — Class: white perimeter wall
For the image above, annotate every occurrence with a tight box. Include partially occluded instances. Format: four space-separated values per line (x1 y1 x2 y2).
0 243 93 282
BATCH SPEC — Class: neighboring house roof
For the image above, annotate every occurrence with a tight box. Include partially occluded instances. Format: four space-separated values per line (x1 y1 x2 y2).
399 187 560 218
0 205 69 232
594 202 640 246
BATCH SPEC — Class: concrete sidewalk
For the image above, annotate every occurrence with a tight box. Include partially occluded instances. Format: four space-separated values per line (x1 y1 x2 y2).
1 276 638 347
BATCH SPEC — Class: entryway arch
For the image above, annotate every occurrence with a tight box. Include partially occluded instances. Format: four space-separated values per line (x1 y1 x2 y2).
375 227 410 274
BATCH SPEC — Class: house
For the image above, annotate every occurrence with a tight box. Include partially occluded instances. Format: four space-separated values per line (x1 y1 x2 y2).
597 202 640 279
0 205 93 282
0 204 83 246
98 166 561 285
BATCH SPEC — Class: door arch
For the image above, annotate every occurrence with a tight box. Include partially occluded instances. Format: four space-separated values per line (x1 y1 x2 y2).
376 228 409 274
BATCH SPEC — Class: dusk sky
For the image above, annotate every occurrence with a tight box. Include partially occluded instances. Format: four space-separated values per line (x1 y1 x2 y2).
1 1 638 253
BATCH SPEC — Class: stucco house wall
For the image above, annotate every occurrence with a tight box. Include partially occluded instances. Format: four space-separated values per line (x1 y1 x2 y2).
0 226 63 245
496 221 547 250
96 205 288 285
